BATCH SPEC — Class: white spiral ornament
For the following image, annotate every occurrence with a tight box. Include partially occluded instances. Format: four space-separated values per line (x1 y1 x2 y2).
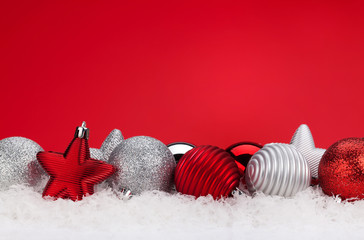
245 143 311 197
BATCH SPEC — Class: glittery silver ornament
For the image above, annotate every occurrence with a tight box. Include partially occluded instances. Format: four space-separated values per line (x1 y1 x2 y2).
245 143 311 197
290 124 326 178
90 129 123 162
108 136 176 195
0 137 47 190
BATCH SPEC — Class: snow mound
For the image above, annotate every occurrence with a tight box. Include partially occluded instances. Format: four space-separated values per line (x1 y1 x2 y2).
0 185 364 240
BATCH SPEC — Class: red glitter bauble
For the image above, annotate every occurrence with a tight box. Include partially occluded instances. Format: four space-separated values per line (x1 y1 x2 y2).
174 145 241 199
318 138 364 200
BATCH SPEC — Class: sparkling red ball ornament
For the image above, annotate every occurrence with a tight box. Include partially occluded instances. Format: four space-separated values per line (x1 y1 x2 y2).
174 145 241 199
318 138 364 200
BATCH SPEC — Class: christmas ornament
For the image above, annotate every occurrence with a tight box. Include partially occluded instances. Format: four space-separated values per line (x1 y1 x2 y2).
0 137 46 190
37 122 116 201
318 138 364 200
290 124 326 178
245 143 311 197
90 129 123 162
175 145 241 199
167 142 195 164
226 142 262 175
108 136 176 195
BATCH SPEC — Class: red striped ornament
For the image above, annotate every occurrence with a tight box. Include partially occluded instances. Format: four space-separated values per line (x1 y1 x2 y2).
175 145 241 199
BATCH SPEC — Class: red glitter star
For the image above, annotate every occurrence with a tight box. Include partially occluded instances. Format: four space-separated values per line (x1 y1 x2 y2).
37 122 116 201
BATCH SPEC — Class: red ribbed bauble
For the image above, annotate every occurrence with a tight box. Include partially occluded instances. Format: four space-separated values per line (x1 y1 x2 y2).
174 145 241 199
318 138 364 200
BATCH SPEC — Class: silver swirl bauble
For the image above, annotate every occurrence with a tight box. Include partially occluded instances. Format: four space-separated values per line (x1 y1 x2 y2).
108 136 176 195
245 143 311 197
0 137 47 190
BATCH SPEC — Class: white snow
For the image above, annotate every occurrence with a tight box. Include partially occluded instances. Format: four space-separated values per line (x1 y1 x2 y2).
1 183 364 240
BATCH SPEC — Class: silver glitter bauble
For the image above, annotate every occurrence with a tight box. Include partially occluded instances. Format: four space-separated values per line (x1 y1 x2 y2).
245 143 311 197
290 124 326 178
0 137 47 190
90 129 123 162
108 136 176 195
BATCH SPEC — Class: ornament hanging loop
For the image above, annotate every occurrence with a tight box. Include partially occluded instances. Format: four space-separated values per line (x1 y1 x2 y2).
75 121 89 139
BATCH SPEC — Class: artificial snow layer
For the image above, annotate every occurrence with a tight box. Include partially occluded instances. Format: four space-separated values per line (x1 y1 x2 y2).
0 184 364 240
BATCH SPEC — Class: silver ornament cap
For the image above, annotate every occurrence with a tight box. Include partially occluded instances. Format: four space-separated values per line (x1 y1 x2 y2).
108 136 176 195
75 121 89 139
245 143 311 197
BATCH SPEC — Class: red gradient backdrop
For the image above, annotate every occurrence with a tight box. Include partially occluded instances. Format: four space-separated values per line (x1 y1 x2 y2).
1 0 363 152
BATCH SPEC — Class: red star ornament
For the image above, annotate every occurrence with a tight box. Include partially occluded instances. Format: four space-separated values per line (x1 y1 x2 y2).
37 122 116 201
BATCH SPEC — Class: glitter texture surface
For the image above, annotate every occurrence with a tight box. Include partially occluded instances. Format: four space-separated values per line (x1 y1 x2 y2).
0 137 46 190
90 129 123 162
245 143 311 197
318 138 364 200
108 136 176 195
290 124 326 178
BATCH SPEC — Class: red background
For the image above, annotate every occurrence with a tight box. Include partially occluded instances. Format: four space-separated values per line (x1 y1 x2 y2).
1 0 363 152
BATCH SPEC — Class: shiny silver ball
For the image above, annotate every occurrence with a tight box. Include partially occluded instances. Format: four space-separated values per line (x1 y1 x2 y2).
108 136 176 195
0 137 47 190
245 143 311 197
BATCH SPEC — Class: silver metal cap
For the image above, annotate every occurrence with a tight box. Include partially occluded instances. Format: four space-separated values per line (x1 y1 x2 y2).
74 121 89 139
